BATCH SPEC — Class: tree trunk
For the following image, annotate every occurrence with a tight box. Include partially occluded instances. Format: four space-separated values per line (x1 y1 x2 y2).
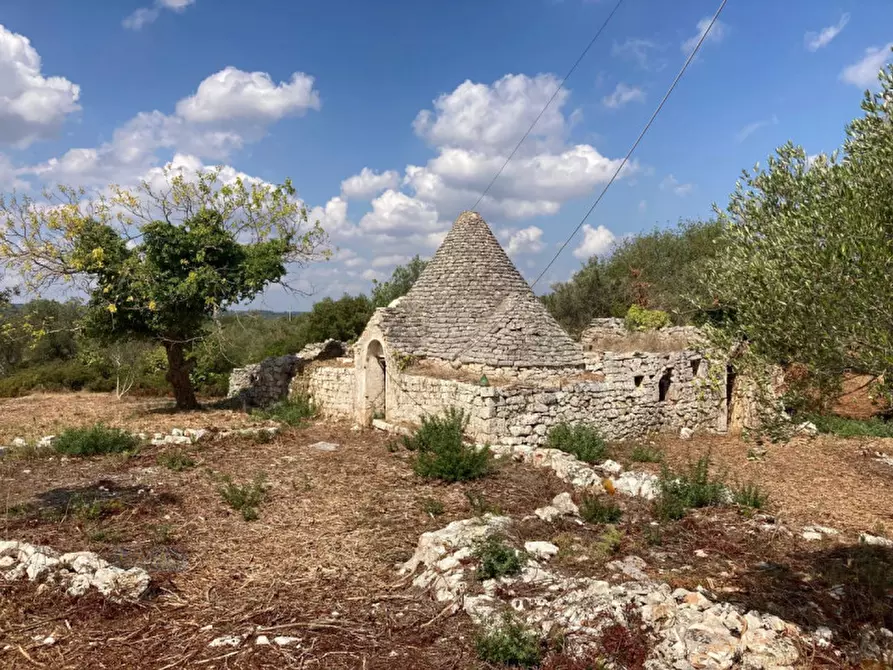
164 341 199 410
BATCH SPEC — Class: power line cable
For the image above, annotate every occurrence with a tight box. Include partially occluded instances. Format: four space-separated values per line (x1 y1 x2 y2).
529 0 729 290
469 0 627 212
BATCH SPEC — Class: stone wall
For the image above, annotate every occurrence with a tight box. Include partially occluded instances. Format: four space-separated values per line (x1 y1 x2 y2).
227 340 346 408
371 346 726 443
304 364 356 417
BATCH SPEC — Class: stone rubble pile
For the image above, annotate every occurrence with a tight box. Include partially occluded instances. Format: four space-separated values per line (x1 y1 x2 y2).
488 442 659 499
0 425 281 455
0 540 149 602
401 515 802 670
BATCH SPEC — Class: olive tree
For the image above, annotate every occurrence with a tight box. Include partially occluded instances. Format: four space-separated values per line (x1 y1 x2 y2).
0 167 328 409
703 58 893 402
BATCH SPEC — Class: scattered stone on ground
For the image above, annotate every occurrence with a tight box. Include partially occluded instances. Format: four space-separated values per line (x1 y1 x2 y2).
533 491 580 522
0 540 149 602
401 514 802 669
524 541 559 560
796 421 819 437
309 441 339 451
859 532 893 548
801 525 840 542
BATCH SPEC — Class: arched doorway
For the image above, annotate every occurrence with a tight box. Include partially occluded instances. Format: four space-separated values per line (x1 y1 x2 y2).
365 340 386 421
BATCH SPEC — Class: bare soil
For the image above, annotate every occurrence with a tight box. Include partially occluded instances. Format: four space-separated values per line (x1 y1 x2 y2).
0 393 891 668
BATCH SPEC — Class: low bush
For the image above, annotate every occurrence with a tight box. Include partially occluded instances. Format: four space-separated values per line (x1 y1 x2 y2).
594 526 623 557
53 424 140 457
465 491 502 516
547 422 608 464
803 413 893 438
251 394 317 426
654 454 726 521
406 408 491 482
630 444 663 463
219 473 268 521
732 482 769 509
475 612 543 668
420 498 445 517
624 305 670 332
158 449 195 472
579 494 623 524
474 534 525 581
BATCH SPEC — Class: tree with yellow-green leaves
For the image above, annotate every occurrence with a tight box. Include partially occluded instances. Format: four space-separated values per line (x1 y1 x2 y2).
0 167 329 409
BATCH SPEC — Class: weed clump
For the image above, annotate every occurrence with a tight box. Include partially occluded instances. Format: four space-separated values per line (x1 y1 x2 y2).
54 424 140 457
420 497 445 517
732 482 769 509
252 394 317 426
405 408 491 482
579 494 623 524
219 473 268 521
475 612 543 668
654 454 726 521
630 444 663 463
802 413 893 438
594 526 623 557
465 491 502 516
547 422 608 464
474 534 525 580
158 449 195 471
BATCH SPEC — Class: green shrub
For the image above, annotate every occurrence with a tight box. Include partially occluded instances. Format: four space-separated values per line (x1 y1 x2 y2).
624 304 671 332
420 498 445 517
53 424 140 457
465 491 502 516
406 408 491 482
547 422 608 464
654 454 726 521
732 482 769 509
594 526 623 557
579 494 623 524
803 413 893 438
474 534 525 580
251 394 317 426
630 444 663 463
158 449 195 472
219 473 268 521
475 613 543 668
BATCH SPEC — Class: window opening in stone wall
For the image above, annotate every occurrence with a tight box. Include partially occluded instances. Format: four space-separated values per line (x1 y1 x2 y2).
634 375 644 388
690 359 701 376
658 368 673 402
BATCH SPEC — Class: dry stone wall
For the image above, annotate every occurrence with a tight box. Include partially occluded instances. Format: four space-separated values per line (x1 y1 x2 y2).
304 365 356 417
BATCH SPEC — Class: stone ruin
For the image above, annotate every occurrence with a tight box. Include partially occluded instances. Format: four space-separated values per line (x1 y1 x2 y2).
229 211 759 443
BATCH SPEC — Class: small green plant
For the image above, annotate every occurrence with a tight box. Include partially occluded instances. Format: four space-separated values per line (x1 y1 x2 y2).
219 473 268 521
644 524 662 546
475 612 543 668
465 491 502 516
801 413 893 438
420 497 445 517
732 482 769 509
630 444 662 463
474 534 525 580
594 526 623 557
579 494 623 524
547 422 608 464
158 449 195 471
654 454 726 521
86 527 125 543
53 424 140 457
251 429 274 444
251 394 317 426
151 523 175 544
405 408 491 482
69 496 126 521
624 304 671 331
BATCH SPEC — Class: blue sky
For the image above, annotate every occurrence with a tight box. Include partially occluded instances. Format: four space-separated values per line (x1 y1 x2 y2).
1 0 891 310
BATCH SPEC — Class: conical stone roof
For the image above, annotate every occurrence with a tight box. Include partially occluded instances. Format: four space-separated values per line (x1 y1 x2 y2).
380 211 583 368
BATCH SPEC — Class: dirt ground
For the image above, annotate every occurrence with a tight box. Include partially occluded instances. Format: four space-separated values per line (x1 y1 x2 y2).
0 393 891 669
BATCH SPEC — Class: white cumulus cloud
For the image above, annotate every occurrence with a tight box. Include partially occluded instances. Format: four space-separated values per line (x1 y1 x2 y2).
681 17 727 54
503 226 545 256
573 224 616 260
123 0 197 30
0 24 81 147
602 83 645 109
805 13 850 52
340 168 400 199
841 43 893 88
661 174 694 196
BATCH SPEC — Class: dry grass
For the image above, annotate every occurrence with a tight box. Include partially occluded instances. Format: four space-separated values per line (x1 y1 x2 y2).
0 393 891 667
0 392 270 443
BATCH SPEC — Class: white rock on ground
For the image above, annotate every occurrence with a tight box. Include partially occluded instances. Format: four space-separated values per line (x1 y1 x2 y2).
401 515 801 669
524 541 559 560
0 540 149 602
860 533 893 548
309 441 338 451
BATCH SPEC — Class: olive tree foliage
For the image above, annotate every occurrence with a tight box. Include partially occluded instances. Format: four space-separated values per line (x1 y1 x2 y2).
703 59 893 405
0 167 329 409
371 255 428 308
